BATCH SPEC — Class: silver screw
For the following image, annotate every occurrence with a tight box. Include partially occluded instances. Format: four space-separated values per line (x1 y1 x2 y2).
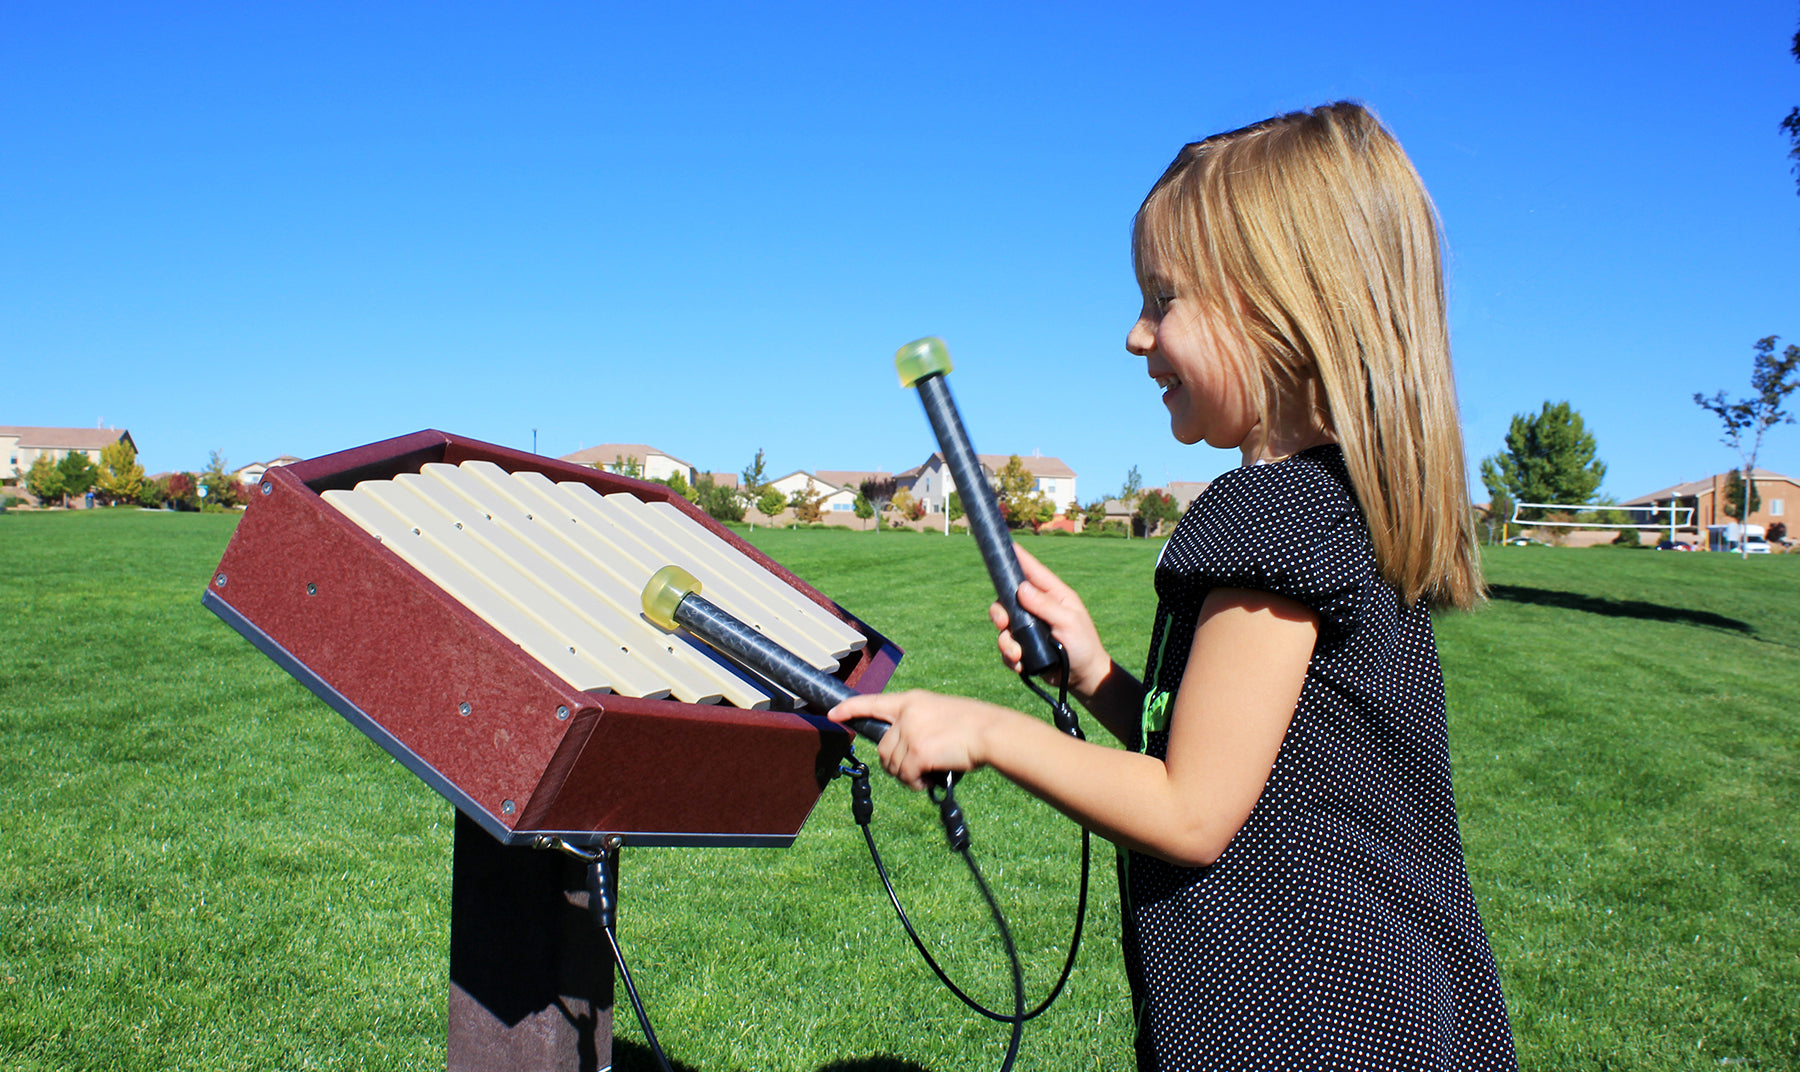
260 482 272 496
555 705 570 721
306 583 317 596
502 799 516 815
214 573 227 587
459 702 471 716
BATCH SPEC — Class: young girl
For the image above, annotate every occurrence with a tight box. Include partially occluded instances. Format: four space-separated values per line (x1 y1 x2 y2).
830 102 1517 1071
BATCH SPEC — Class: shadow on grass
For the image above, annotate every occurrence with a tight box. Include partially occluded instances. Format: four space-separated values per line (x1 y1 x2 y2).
613 1039 935 1072
1487 584 1755 637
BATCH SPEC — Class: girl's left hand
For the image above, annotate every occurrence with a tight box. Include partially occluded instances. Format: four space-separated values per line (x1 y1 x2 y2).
829 690 1007 791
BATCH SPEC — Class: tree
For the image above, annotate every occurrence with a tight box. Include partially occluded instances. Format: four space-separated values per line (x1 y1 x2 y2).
756 486 786 519
24 453 65 506
1694 335 1799 557
947 491 965 525
740 449 771 499
693 473 744 523
1135 489 1179 536
1723 470 1762 521
96 440 145 505
1083 499 1108 529
166 473 200 511
197 451 240 510
57 451 99 506
1120 465 1143 502
853 491 873 525
607 453 643 478
1479 401 1606 521
787 483 825 525
1783 22 1800 195
658 471 693 500
859 477 898 531
1481 483 1516 545
995 455 1052 530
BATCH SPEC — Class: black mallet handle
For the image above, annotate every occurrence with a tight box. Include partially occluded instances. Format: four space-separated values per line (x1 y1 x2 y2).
896 337 1060 677
641 566 889 743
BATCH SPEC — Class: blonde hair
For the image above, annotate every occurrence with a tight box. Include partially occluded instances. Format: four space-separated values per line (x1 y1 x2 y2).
1134 101 1482 610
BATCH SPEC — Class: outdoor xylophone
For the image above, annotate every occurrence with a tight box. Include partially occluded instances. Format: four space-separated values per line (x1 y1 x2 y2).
204 428 905 1071
204 428 901 849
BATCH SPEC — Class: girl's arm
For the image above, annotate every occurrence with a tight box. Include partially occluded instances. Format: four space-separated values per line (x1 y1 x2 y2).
991 546 1144 744
831 587 1317 869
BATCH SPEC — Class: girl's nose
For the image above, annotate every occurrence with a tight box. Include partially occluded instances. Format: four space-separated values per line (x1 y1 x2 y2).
1126 316 1154 356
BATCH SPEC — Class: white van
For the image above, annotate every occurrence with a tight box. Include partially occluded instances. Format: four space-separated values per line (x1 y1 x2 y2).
1707 523 1771 554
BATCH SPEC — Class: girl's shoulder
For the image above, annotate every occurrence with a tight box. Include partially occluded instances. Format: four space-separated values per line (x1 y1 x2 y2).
1188 445 1357 531
1161 446 1371 630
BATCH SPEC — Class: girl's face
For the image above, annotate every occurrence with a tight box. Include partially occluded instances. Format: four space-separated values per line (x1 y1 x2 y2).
1127 256 1261 457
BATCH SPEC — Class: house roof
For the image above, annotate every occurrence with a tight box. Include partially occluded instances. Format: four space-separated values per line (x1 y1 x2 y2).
816 470 894 491
558 443 697 471
915 452 1076 479
1166 481 1210 510
1624 468 1795 505
0 426 134 451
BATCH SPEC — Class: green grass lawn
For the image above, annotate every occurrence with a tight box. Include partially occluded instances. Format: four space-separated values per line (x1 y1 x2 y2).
1 511 1795 1070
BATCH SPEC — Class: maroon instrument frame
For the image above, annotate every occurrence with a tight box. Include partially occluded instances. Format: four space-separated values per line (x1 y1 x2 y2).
204 429 901 848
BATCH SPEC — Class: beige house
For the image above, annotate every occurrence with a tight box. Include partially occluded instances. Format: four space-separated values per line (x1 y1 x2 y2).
558 444 698 485
903 451 1078 516
767 471 860 519
1 425 135 483
234 455 303 490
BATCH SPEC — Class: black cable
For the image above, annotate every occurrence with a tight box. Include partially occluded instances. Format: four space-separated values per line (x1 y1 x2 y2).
844 647 1093 1027
856 810 1089 1024
950 826 1025 1071
582 849 675 1072
602 923 675 1072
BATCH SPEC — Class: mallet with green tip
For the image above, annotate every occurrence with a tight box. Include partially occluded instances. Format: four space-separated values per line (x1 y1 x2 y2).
641 565 890 743
896 337 1060 677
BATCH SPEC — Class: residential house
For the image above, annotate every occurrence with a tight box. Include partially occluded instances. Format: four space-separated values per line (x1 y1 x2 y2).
1 425 135 483
767 471 859 519
905 452 1078 516
234 455 303 490
1166 481 1210 513
1625 468 1797 543
559 444 698 486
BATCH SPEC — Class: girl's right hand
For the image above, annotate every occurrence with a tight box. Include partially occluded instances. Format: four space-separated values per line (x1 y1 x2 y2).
992 545 1111 700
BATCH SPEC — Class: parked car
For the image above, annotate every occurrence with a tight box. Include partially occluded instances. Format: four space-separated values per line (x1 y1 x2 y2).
1655 540 1694 551
1706 524 1770 554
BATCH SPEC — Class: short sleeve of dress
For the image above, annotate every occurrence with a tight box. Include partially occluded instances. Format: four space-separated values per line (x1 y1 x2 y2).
1157 448 1370 645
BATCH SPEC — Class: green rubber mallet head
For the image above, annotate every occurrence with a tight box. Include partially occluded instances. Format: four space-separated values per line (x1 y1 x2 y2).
641 565 701 630
895 336 954 388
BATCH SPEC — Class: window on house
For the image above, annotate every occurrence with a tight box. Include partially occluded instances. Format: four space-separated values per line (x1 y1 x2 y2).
1772 499 1785 517
832 502 851 511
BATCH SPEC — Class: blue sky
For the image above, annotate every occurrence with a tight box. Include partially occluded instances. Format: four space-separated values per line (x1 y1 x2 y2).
5 1 1798 505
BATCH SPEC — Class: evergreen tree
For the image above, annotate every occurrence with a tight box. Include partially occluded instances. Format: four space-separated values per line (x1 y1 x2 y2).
1723 470 1762 522
1479 401 1606 520
56 451 100 505
197 451 240 510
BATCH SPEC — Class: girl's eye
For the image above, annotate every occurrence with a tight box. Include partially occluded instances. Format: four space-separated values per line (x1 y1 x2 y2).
1154 293 1175 312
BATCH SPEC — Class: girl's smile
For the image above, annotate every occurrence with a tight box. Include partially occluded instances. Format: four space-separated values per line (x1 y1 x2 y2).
1126 260 1260 459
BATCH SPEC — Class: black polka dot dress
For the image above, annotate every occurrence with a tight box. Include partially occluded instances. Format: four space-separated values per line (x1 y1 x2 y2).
1122 445 1516 1071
